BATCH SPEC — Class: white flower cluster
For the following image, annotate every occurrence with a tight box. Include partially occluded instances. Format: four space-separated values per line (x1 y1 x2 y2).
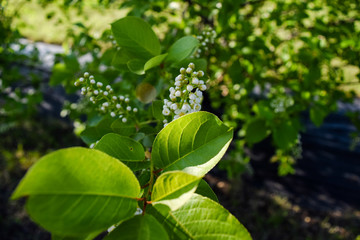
74 72 138 123
194 27 217 58
162 63 207 127
270 95 294 113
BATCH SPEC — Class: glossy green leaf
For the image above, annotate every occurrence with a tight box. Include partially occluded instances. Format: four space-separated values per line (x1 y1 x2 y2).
166 36 199 65
104 215 169 240
80 117 114 145
12 147 140 237
111 16 160 59
246 119 268 144
111 120 137 136
195 179 218 203
127 59 145 75
94 133 149 171
148 194 252 240
151 112 233 177
152 171 201 211
144 53 168 71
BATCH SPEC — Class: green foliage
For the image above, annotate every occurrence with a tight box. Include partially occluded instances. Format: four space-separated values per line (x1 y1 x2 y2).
12 112 251 239
151 112 233 177
148 194 252 240
12 147 140 238
111 16 160 59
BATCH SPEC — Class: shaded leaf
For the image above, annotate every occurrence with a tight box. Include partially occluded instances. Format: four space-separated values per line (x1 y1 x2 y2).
144 53 168 71
166 36 199 65
104 215 168 240
195 179 218 203
95 133 149 171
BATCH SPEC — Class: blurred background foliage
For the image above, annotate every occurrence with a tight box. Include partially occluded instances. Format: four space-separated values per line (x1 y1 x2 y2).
1 0 360 239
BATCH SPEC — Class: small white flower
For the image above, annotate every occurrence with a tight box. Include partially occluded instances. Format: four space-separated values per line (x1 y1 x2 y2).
162 108 170 116
192 78 199 85
180 68 186 74
74 81 79 86
106 85 111 91
90 97 94 102
171 103 178 110
175 75 183 81
189 93 196 100
126 106 131 111
119 95 124 101
195 97 202 104
81 87 86 92
90 79 95 84
175 90 181 97
188 62 195 69
125 98 129 103
163 119 168 123
116 104 121 109
197 71 204 77
174 114 180 120
199 80 204 85
174 109 181 115
79 77 84 82
103 102 109 107
83 72 89 78
110 112 116 117
194 103 201 111
122 117 127 123
97 82 103 87
187 85 194 92
186 67 192 74
89 143 95 149
103 91 109 96
94 90 99 95
200 84 207 91
112 96 117 100
100 106 105 111
89 75 95 80
133 108 138 112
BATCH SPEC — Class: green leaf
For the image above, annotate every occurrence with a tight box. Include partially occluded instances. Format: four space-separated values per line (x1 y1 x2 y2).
127 59 146 75
195 179 218 203
144 53 168 71
150 100 165 120
310 105 327 127
111 16 160 59
273 120 298 150
95 133 149 171
152 171 201 211
80 117 114 145
104 215 169 240
151 112 233 177
111 120 137 137
245 119 268 144
166 36 199 65
12 147 140 237
148 194 252 240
